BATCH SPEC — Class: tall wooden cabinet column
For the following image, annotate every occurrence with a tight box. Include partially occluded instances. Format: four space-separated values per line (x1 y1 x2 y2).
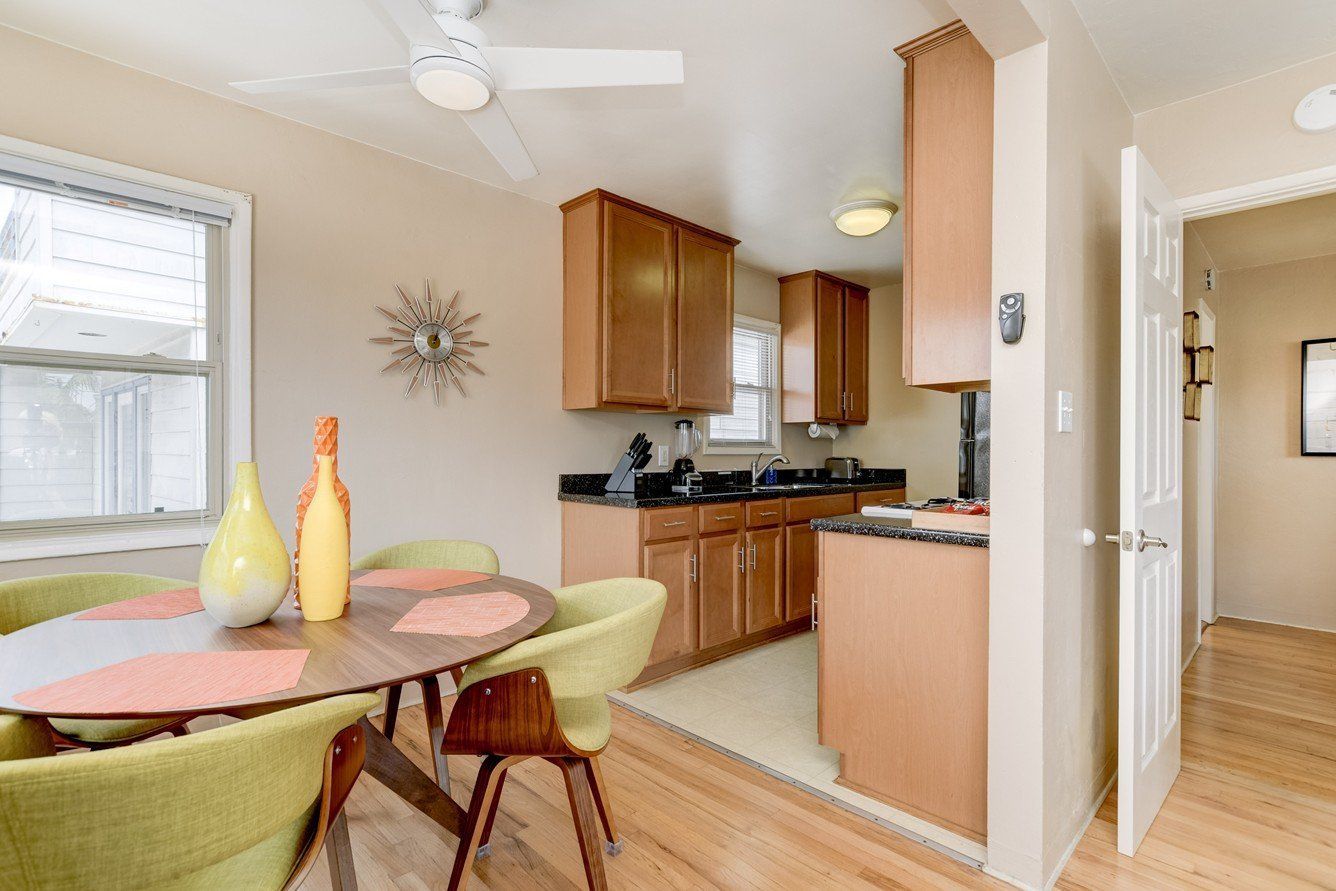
562 189 738 412
779 270 871 425
896 21 993 392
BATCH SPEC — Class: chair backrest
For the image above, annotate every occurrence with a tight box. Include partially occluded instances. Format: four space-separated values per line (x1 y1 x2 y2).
0 715 55 762
458 578 667 700
0 692 378 889
0 573 194 636
352 540 499 574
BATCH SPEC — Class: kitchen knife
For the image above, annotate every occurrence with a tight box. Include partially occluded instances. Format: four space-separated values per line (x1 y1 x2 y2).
632 448 652 471
626 433 645 456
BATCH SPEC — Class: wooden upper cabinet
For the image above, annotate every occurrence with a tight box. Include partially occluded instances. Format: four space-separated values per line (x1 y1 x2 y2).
780 270 870 425
676 228 734 412
561 189 738 412
896 21 993 393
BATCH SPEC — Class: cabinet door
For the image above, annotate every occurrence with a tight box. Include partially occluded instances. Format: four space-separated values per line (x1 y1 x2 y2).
785 523 817 621
746 526 785 633
642 538 697 664
814 276 845 422
602 201 676 407
842 287 869 423
698 532 744 649
676 229 734 412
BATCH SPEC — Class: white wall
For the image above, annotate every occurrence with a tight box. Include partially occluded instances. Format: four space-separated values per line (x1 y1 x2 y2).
839 283 959 499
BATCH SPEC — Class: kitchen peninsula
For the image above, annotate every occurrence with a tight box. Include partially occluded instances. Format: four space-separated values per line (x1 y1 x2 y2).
812 513 989 843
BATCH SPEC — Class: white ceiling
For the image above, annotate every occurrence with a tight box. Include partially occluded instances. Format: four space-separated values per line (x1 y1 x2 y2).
1190 190 1336 272
0 0 956 287
1069 0 1336 113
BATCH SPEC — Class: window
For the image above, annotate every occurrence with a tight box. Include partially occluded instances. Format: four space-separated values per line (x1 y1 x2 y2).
706 315 780 454
0 137 250 560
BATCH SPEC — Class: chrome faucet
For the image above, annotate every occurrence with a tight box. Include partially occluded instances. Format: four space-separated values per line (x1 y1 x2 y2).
750 452 790 485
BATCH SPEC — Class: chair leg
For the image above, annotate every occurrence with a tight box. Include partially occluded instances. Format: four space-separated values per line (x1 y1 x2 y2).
586 756 623 855
555 757 609 891
419 675 450 795
382 685 403 741
168 724 190 738
448 754 520 891
474 768 509 860
326 812 358 891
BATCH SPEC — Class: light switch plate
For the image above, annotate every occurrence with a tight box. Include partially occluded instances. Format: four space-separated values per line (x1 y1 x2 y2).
1057 390 1074 433
658 444 669 467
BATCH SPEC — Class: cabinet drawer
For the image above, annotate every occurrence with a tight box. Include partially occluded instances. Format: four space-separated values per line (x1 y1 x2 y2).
855 488 908 511
641 506 696 541
746 499 785 528
786 493 856 523
697 502 743 535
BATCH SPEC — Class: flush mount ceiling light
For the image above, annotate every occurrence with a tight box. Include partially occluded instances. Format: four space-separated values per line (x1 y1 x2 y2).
1294 83 1336 133
830 199 899 237
410 52 494 111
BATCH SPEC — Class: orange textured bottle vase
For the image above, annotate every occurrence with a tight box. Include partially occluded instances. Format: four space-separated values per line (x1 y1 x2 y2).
294 416 350 607
299 456 350 622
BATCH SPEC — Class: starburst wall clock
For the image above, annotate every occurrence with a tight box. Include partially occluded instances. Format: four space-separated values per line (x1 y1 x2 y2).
369 280 488 405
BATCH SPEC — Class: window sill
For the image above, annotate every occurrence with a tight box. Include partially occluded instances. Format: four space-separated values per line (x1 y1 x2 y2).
0 519 218 563
703 443 782 456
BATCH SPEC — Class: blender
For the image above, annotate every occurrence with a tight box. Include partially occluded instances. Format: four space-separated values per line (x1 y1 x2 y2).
670 419 704 492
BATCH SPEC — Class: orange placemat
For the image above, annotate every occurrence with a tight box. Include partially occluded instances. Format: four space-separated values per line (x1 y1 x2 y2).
356 568 492 591
75 587 203 621
15 649 309 714
391 592 530 637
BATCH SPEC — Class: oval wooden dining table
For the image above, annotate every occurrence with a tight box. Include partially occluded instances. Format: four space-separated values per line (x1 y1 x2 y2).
0 570 557 851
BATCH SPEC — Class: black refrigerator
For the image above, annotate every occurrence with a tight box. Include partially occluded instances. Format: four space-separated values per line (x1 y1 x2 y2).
959 392 990 500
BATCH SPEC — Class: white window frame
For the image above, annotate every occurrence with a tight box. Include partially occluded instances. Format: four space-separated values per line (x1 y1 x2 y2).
0 135 252 562
704 314 782 455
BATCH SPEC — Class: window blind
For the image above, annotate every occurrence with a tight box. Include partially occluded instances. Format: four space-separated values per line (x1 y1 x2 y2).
709 321 778 447
0 152 233 227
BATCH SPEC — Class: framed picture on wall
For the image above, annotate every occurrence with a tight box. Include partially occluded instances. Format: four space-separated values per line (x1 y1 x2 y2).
1301 338 1336 456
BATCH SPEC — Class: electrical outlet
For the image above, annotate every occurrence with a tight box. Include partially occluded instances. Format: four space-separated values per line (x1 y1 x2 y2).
1057 390 1074 433
658 444 669 467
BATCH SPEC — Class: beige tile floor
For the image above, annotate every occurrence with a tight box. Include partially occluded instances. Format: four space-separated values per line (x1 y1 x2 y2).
610 631 987 863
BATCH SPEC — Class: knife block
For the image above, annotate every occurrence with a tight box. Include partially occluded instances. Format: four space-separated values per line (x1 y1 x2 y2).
604 453 639 493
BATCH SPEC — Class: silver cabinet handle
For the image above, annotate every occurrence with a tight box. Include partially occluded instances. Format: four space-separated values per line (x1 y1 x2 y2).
759 510 779 517
661 520 687 528
689 552 697 582
1137 529 1169 551
714 514 736 521
749 542 757 569
811 593 818 630
737 547 746 574
668 367 675 395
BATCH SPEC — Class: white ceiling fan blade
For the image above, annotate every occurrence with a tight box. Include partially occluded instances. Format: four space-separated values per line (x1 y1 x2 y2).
230 66 409 94
459 97 538 181
370 0 452 49
481 47 684 92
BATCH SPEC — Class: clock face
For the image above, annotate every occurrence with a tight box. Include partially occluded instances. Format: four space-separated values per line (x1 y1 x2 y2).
369 280 488 405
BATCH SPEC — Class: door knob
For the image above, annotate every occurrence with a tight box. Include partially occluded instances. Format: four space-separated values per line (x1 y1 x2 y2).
1136 529 1169 552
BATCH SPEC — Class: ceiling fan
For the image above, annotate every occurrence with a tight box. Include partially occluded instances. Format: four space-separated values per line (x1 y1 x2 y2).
229 0 684 181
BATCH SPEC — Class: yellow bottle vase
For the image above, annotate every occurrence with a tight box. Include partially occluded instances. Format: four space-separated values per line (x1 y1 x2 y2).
199 462 291 628
298 455 350 621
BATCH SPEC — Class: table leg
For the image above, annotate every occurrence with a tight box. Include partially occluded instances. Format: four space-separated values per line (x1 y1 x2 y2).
358 716 465 838
419 674 451 795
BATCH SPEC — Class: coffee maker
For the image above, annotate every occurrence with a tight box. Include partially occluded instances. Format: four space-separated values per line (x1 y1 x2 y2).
670 419 703 493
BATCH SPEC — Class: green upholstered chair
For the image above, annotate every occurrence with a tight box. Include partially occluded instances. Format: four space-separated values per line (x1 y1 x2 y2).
443 577 667 891
0 692 379 890
0 573 198 748
0 714 57 762
352 539 500 792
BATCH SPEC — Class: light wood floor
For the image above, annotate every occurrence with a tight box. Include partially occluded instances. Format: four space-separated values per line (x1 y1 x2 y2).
304 617 1336 890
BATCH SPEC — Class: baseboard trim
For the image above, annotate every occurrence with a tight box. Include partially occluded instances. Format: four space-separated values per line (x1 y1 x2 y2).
1216 610 1336 635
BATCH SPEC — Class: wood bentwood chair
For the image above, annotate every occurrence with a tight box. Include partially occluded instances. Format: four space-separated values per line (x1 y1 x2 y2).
0 573 197 749
352 539 500 793
0 693 380 890
442 577 667 891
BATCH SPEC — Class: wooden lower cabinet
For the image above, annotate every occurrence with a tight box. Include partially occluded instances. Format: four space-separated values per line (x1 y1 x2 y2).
785 523 817 622
698 532 744 649
745 526 785 632
641 538 697 664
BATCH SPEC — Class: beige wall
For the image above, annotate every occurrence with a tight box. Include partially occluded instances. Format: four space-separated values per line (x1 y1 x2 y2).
0 27 827 588
1134 52 1336 199
840 284 960 500
1214 253 1336 630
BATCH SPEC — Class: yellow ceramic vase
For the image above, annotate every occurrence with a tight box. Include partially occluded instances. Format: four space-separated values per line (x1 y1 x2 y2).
298 455 350 622
199 462 291 628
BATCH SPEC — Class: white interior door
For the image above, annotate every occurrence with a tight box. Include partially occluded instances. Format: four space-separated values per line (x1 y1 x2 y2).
1118 146 1184 856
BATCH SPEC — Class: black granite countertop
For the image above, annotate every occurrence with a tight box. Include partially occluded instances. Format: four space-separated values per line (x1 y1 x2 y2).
558 468 907 509
810 513 990 548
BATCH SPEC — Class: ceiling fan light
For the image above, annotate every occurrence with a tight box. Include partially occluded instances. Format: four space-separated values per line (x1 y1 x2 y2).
831 200 898 237
414 67 492 110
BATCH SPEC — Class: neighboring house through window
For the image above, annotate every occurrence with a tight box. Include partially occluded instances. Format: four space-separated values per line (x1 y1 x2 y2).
706 315 781 454
0 138 251 559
